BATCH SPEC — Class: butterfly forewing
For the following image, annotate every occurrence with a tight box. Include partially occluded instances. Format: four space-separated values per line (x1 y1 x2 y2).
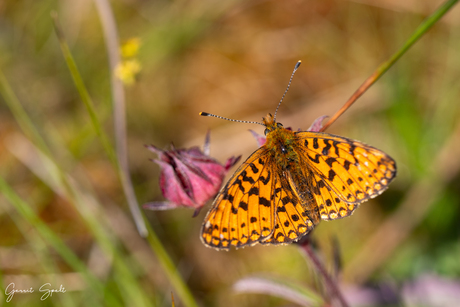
295 131 396 220
201 147 276 250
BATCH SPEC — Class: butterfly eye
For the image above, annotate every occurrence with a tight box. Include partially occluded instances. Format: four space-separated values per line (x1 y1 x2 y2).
264 128 269 135
277 123 283 128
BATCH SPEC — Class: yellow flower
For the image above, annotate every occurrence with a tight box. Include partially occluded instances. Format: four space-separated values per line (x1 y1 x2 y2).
120 38 141 58
115 59 141 85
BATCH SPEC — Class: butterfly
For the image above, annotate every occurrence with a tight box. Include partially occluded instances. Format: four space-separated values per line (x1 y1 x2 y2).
200 61 396 250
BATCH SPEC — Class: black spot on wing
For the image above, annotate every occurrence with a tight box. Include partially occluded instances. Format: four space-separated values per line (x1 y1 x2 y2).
260 171 271 185
281 197 291 205
322 139 331 155
259 197 271 207
308 154 321 164
249 163 259 174
248 186 259 196
241 170 255 184
317 180 326 189
328 169 336 181
343 160 351 171
313 138 319 149
223 193 234 202
348 143 356 156
325 157 336 167
332 141 340 156
277 206 287 213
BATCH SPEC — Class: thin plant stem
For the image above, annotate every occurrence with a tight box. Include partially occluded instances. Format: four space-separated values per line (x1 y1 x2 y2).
299 239 349 307
0 70 51 157
320 0 459 132
51 13 117 165
92 0 148 238
145 222 200 307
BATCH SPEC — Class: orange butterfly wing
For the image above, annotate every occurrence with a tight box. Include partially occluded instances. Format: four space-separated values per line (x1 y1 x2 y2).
260 171 319 245
201 146 321 249
201 147 276 250
295 132 397 220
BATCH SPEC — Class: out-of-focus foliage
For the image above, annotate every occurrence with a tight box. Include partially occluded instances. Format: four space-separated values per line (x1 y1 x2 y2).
1 0 459 306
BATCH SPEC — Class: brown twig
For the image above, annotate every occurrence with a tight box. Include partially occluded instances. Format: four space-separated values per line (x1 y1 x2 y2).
319 73 377 132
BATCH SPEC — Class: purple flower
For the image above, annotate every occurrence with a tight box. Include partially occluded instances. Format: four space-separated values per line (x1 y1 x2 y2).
144 132 240 216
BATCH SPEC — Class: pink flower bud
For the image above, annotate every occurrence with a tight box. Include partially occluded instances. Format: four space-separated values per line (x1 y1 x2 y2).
306 115 329 132
144 132 240 216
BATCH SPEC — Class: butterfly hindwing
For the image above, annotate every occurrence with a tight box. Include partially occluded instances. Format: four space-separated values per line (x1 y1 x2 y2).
261 171 319 245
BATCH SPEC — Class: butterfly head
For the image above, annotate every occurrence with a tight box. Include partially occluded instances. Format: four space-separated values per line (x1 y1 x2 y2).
262 113 284 135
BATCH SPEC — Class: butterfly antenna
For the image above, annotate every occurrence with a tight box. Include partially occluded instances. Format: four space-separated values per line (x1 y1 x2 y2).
200 112 265 126
274 60 301 121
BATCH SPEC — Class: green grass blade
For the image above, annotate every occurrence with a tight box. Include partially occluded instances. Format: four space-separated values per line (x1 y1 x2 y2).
0 176 117 307
321 0 459 132
145 222 200 307
51 13 117 167
0 70 51 157
375 0 459 79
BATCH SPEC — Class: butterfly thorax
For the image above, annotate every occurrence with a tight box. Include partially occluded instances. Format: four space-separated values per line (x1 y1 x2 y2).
262 114 300 171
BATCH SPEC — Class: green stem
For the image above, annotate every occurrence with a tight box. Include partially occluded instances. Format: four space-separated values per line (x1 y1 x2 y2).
51 12 118 166
145 222 200 307
320 0 459 132
0 70 51 157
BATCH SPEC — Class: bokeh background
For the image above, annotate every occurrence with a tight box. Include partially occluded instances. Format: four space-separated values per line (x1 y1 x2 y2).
1 0 460 306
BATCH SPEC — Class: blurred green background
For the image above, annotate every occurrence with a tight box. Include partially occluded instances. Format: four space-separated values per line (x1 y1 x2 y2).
1 0 460 306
